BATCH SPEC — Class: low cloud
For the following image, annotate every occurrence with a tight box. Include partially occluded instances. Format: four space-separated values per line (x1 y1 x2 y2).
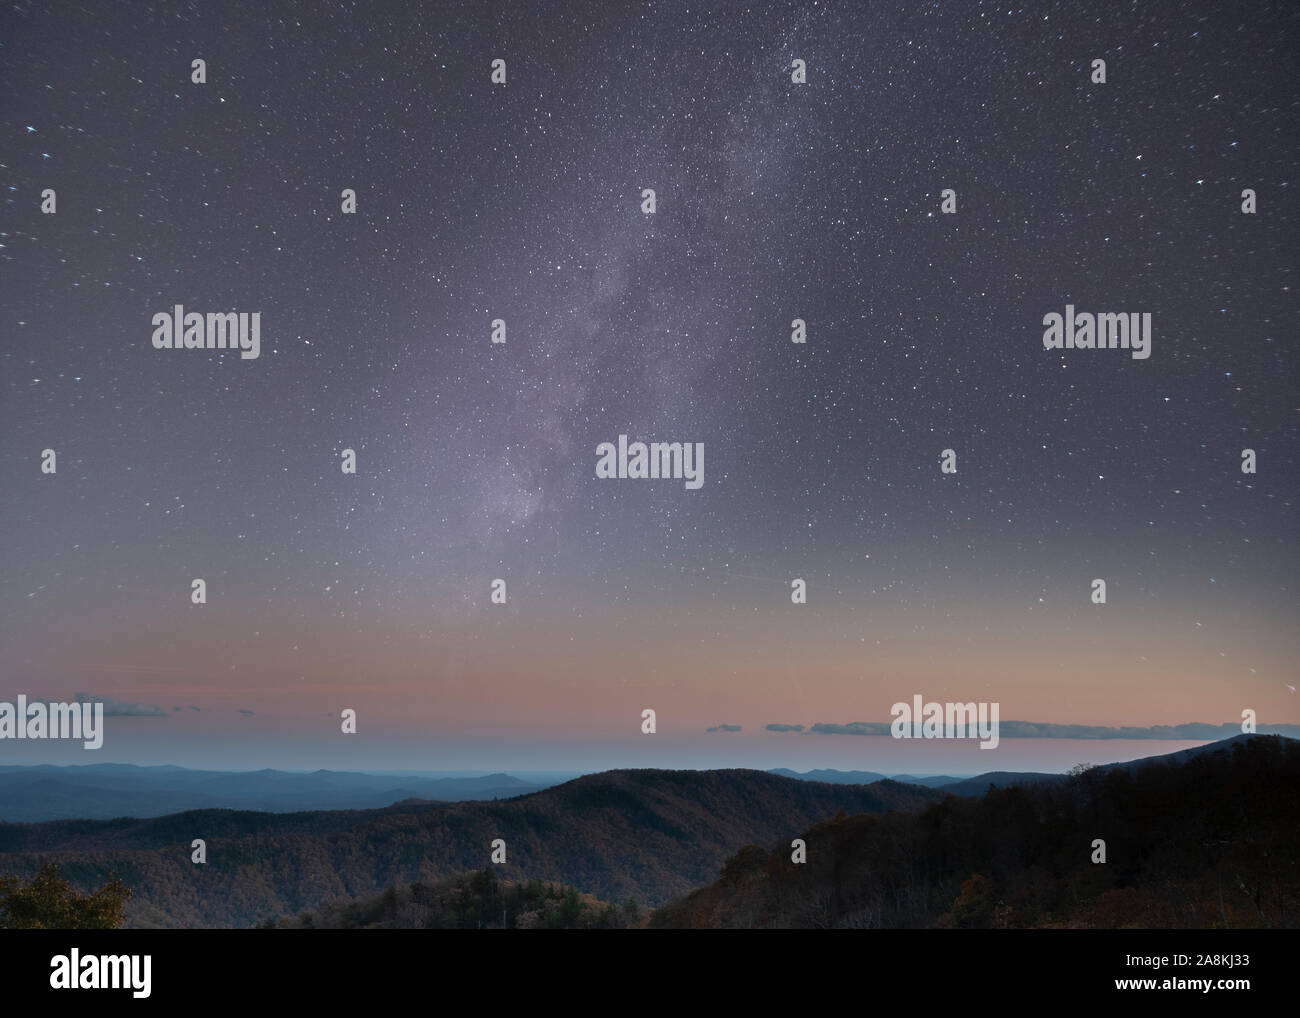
764 723 806 733
73 693 167 717
810 722 892 736
237 709 255 718
706 724 742 733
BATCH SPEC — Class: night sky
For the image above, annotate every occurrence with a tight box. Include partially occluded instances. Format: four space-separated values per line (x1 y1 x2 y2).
2 1 1296 771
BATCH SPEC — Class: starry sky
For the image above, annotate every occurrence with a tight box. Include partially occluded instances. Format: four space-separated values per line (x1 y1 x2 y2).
2 0 1296 772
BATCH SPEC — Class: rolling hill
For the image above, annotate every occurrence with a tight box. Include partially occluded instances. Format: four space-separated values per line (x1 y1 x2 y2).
0 768 942 927
650 735 1300 929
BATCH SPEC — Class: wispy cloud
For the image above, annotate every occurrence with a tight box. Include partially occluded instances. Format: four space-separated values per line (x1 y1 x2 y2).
807 720 1300 739
73 693 167 717
809 722 892 736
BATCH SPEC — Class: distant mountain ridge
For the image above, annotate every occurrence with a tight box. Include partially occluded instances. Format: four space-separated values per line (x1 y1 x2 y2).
0 764 546 821
4 739 1266 824
929 733 1279 796
770 768 963 787
770 736 1283 797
